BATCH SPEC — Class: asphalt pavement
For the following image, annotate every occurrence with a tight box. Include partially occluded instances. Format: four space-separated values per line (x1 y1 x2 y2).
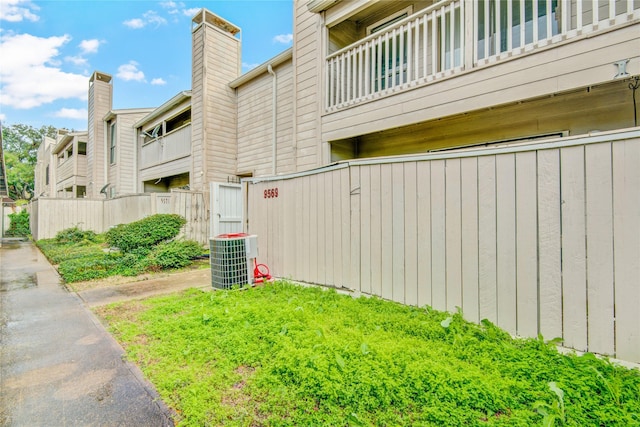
0 239 176 426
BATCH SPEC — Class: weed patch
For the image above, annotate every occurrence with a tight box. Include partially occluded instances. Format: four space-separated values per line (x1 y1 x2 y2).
98 282 640 426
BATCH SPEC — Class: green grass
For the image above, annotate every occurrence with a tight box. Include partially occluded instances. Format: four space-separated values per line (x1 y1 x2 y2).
97 282 640 427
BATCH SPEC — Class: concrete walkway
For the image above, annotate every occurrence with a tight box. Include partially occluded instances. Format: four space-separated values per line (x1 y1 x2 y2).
0 240 176 426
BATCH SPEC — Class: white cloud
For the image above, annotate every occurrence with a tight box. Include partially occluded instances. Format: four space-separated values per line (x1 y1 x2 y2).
160 1 182 8
0 113 6 122
242 62 260 71
151 78 166 86
0 0 39 22
0 33 87 109
123 18 145 29
53 108 87 120
124 10 167 29
65 55 88 66
79 39 100 54
182 8 200 17
144 10 167 27
117 61 145 82
273 34 293 44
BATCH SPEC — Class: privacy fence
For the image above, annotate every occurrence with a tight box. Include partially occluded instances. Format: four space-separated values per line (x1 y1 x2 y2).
29 190 209 245
245 129 640 363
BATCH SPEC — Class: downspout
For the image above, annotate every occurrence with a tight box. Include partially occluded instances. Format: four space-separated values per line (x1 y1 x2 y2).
267 64 277 175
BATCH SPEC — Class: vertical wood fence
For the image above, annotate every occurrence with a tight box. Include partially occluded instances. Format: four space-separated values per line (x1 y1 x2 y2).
29 190 209 245
246 129 640 363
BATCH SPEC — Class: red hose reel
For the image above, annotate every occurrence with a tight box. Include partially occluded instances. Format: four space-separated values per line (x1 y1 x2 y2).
253 259 272 284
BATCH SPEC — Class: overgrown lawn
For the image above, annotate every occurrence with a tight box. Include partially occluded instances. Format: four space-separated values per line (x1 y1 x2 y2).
97 282 640 426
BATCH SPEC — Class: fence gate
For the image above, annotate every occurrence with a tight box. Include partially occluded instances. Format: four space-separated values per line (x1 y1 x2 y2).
210 182 242 237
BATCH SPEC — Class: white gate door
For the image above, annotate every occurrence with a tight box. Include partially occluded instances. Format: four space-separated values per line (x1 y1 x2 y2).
210 182 243 237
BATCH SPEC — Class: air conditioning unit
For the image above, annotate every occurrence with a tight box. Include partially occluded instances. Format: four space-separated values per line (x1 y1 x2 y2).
210 233 258 289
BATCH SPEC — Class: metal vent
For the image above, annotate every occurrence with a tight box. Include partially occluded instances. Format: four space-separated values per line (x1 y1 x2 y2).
210 233 257 289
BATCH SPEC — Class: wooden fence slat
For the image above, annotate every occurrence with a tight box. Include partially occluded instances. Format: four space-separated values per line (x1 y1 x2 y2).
302 176 311 282
431 160 446 311
294 177 304 280
445 158 462 312
538 149 563 341
370 165 382 296
317 173 326 285
515 151 539 338
461 157 479 323
332 170 343 287
586 143 615 356
350 166 361 290
392 163 405 303
416 161 432 308
478 156 497 323
612 139 640 362
496 154 517 335
560 146 587 351
404 162 419 307
360 166 372 295
340 168 351 289
309 175 319 283
283 179 297 277
381 164 394 301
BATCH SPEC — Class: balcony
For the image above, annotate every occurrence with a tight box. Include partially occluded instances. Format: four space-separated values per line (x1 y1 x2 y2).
56 154 87 183
140 124 191 169
326 0 640 111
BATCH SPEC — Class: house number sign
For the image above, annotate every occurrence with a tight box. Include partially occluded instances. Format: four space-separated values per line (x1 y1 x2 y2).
264 188 279 198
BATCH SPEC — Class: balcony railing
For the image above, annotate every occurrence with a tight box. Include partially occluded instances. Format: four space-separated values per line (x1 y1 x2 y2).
326 0 640 111
56 154 86 183
140 124 191 169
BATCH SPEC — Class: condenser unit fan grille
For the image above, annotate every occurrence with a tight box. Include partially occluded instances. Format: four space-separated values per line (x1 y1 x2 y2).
210 235 255 289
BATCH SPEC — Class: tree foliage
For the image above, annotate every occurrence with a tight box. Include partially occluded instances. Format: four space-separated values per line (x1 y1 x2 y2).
2 123 57 200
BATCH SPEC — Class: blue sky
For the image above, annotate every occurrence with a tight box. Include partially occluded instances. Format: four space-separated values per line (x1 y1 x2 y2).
0 0 293 131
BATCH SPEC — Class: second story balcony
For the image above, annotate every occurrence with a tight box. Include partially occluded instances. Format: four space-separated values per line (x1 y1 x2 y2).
140 123 192 170
325 0 640 111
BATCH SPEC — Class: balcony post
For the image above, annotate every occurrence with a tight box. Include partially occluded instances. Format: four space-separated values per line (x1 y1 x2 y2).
463 0 474 69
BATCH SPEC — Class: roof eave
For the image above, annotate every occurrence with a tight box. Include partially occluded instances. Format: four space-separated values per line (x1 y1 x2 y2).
229 48 293 89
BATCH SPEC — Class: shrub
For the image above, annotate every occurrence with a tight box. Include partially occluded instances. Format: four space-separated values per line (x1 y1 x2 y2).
54 226 98 244
148 240 204 270
105 214 186 252
6 210 30 237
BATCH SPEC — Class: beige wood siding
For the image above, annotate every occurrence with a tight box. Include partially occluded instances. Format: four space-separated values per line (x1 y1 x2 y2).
236 61 295 176
246 130 640 364
87 73 112 198
294 1 323 170
114 112 148 195
191 18 241 188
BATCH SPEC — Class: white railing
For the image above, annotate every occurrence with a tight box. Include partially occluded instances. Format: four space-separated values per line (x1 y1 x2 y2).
326 0 640 110
140 124 191 169
327 0 463 110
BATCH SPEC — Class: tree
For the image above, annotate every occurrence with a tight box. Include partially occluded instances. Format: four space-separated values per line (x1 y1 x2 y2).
1 124 57 201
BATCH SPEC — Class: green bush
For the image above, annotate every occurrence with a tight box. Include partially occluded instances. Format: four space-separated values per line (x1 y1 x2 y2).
6 210 30 237
105 214 186 252
148 240 204 269
54 226 98 244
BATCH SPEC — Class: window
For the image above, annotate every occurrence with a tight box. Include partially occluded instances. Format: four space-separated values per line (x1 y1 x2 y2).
165 109 191 133
45 165 49 185
109 122 117 164
78 142 87 155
